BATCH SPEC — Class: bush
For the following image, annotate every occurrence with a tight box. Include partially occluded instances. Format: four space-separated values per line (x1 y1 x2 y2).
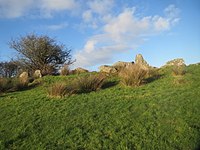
74 74 106 93
119 64 147 87
60 64 70 76
172 65 186 76
0 78 28 93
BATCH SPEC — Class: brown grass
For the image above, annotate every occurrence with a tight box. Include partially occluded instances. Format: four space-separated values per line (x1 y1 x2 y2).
119 64 148 87
74 74 106 93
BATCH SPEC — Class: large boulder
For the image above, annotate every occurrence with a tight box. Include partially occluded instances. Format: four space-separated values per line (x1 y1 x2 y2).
99 65 117 74
19 72 29 85
135 54 150 70
113 61 133 70
73 67 89 74
33 70 42 78
164 58 186 67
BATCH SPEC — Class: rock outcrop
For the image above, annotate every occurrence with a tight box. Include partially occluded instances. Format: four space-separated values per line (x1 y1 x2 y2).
135 54 150 70
99 65 118 74
19 72 29 84
164 58 186 67
33 70 42 78
73 67 89 74
113 61 133 70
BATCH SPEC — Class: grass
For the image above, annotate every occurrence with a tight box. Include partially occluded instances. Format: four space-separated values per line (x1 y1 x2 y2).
0 65 200 149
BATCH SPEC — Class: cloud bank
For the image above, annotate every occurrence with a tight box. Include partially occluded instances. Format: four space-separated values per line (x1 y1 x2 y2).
74 4 180 68
0 0 180 69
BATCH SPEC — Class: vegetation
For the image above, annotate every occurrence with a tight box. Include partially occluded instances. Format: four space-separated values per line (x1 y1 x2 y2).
0 65 200 149
9 33 74 75
74 74 106 93
172 65 186 76
119 64 148 87
0 61 19 78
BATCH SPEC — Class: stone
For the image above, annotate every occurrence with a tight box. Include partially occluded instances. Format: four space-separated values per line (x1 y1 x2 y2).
99 65 118 74
19 72 29 85
113 61 133 70
33 70 42 78
73 67 89 74
164 58 186 67
135 54 150 70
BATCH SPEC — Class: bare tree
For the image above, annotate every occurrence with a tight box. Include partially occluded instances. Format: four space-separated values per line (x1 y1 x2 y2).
0 61 19 77
9 34 74 75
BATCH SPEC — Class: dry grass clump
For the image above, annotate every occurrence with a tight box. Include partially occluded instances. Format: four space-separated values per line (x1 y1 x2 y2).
47 83 68 98
74 74 106 93
60 64 70 76
119 64 148 87
47 74 106 98
172 65 186 76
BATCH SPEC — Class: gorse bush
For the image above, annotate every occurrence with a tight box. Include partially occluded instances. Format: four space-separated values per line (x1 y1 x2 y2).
74 74 106 93
119 64 147 87
172 65 186 76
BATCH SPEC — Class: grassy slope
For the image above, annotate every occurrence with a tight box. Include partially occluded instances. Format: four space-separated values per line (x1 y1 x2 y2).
0 65 200 150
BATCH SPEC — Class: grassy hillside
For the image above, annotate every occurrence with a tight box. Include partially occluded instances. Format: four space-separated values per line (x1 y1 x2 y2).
0 65 200 149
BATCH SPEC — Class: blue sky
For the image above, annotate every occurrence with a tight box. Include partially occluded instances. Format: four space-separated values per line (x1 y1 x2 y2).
0 0 199 70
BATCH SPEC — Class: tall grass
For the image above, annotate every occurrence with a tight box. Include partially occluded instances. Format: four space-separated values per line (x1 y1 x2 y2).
119 64 147 87
47 83 68 98
74 74 106 93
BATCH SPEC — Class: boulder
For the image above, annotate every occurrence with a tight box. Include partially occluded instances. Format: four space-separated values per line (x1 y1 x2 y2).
33 70 42 78
113 61 133 70
99 65 117 74
19 72 29 85
73 67 89 74
135 54 150 70
164 58 186 67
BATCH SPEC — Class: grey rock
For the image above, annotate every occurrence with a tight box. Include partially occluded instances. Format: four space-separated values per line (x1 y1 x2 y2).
99 65 118 74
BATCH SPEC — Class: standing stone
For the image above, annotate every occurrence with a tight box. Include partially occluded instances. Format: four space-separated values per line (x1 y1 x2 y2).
33 70 42 78
19 72 29 85
135 54 150 70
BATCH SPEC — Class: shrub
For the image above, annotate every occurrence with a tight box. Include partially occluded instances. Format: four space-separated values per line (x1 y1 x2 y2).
119 64 147 87
172 65 186 76
0 78 28 93
60 64 70 76
74 74 106 93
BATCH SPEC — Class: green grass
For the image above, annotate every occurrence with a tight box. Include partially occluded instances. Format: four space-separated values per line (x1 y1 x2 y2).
0 65 200 149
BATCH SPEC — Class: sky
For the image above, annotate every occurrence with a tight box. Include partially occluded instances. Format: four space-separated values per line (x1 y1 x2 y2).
0 0 200 71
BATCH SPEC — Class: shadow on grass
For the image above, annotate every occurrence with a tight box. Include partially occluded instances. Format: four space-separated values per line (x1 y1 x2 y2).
102 80 119 89
145 74 163 84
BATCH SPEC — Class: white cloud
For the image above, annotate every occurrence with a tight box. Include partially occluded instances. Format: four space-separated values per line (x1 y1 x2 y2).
74 5 180 68
153 16 170 31
82 10 93 22
0 0 33 18
41 0 79 17
88 0 114 15
0 0 79 18
46 22 68 30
